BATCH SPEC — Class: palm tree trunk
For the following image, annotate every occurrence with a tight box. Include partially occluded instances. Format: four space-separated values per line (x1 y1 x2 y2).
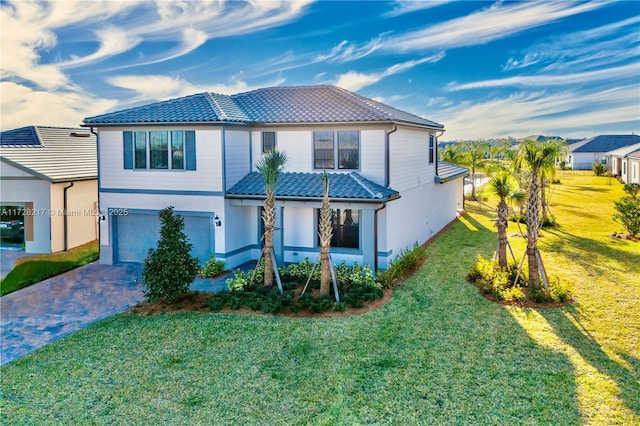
319 246 331 295
527 170 541 289
496 199 509 268
262 192 275 287
540 176 549 224
318 188 333 295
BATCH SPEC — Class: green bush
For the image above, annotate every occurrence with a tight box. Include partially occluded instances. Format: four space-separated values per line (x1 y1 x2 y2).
142 207 200 303
467 255 571 304
623 182 640 200
208 260 385 314
592 162 606 176
199 255 225 277
376 242 427 288
613 197 640 236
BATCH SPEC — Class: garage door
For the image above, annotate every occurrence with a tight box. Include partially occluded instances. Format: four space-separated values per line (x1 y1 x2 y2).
115 213 213 264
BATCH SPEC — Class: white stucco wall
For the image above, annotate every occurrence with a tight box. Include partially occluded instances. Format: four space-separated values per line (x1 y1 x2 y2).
50 179 98 252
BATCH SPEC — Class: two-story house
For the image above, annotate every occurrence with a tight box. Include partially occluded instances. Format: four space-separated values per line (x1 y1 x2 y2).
83 85 468 271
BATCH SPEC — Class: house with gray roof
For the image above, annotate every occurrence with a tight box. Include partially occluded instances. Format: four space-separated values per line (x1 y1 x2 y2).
606 143 640 183
567 134 640 170
83 85 468 270
0 126 98 253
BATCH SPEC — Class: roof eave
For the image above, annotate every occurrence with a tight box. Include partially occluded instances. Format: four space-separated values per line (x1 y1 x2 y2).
225 193 400 203
80 120 250 128
434 171 469 184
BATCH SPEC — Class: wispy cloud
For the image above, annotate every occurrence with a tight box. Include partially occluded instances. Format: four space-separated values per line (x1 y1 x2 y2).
335 52 445 91
438 85 640 140
503 15 640 72
379 1 609 52
447 63 639 91
383 0 454 18
0 82 118 130
315 37 385 63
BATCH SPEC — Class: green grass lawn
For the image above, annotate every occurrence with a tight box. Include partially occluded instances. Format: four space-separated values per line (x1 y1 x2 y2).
1 241 99 296
1 174 638 424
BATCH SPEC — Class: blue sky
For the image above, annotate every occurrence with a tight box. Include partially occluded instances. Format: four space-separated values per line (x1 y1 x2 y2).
1 0 638 140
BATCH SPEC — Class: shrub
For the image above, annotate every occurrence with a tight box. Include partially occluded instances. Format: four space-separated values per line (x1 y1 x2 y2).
199 255 225 278
226 269 252 292
592 162 606 176
467 256 571 304
142 207 200 303
623 182 640 200
613 198 640 236
376 242 427 288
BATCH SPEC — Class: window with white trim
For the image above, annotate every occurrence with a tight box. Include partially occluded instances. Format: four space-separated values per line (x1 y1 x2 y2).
429 134 435 164
313 131 360 170
262 131 276 153
124 130 195 171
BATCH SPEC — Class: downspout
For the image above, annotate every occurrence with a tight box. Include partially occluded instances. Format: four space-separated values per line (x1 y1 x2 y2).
385 125 398 188
434 129 445 179
90 127 100 244
374 203 386 273
63 182 74 251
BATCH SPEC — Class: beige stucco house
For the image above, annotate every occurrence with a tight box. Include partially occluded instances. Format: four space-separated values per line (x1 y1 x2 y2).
0 126 98 253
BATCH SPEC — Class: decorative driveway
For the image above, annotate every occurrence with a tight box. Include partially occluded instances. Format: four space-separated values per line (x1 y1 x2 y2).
1 262 144 366
0 260 237 366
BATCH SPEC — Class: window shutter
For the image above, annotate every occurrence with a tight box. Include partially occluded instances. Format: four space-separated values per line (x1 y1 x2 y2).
123 131 133 169
185 131 196 170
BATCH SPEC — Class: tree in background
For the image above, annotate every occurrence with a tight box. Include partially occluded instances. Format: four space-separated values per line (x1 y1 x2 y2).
539 139 567 224
459 141 491 200
142 206 199 303
256 150 288 287
440 143 464 164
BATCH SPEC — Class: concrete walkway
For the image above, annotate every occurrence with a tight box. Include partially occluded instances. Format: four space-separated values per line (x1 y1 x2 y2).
1 261 241 366
0 246 31 279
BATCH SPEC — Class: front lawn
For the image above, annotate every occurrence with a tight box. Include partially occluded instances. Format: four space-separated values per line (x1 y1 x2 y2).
0 241 99 296
1 173 638 424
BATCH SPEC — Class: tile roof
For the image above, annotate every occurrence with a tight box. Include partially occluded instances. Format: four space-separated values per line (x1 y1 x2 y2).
572 135 640 153
0 126 97 182
606 142 640 157
627 148 640 160
0 126 41 147
226 171 400 202
435 161 469 183
83 85 443 129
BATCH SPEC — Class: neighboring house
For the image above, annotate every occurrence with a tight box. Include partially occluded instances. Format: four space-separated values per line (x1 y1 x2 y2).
566 134 640 170
83 85 468 270
626 149 640 184
606 143 640 181
0 126 98 253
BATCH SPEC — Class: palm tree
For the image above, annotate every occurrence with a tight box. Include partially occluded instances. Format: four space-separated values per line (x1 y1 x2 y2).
539 139 567 224
318 171 333 295
460 140 490 200
440 143 463 164
256 149 287 287
516 139 557 289
489 173 516 268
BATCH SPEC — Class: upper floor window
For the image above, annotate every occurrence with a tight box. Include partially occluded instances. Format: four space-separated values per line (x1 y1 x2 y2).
124 130 195 171
313 131 359 170
429 134 435 164
262 132 276 153
317 208 360 249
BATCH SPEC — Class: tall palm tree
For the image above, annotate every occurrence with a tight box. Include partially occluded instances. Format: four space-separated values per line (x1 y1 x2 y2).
516 139 557 289
318 171 333 295
489 173 516 268
440 143 463 164
256 150 287 287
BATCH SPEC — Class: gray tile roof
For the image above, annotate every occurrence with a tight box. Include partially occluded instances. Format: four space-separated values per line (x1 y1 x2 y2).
83 85 443 129
227 171 400 202
572 135 640 153
0 126 97 182
435 161 469 183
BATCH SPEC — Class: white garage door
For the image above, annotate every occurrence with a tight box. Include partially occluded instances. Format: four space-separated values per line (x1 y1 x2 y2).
115 213 213 264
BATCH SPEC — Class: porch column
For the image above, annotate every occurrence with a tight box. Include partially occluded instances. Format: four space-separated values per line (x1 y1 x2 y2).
361 209 375 269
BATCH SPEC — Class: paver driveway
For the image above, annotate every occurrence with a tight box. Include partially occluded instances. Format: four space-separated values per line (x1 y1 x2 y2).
1 262 144 366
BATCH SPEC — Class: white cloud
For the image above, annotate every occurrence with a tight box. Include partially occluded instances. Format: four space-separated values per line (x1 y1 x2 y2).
106 74 285 106
0 82 118 130
335 53 445 91
447 63 640 91
383 1 453 18
437 85 640 140
379 1 609 52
